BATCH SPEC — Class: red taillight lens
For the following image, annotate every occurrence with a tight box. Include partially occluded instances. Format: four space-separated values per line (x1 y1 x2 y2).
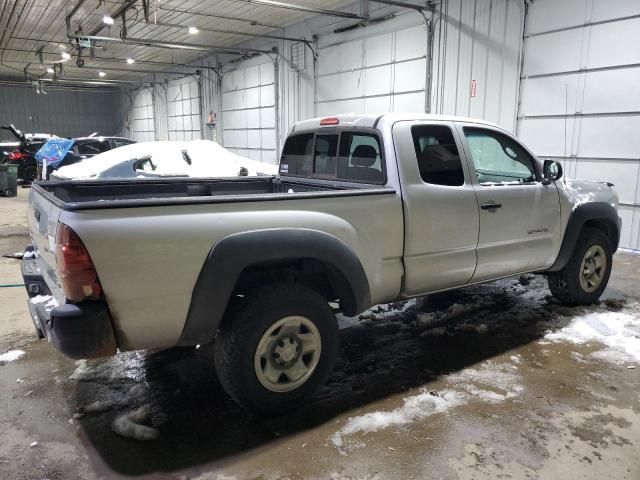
8 151 26 161
55 224 102 302
320 117 339 126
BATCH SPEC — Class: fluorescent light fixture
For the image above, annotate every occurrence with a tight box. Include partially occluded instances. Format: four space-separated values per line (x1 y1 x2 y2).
126 58 135 64
188 26 199 34
98 71 106 77
47 67 54 74
61 51 71 60
103 15 114 25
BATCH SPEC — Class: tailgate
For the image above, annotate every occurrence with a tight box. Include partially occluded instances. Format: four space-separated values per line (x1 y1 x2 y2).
27 187 64 302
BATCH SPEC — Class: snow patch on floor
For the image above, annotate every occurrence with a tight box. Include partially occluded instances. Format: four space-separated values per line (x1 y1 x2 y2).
0 349 26 363
111 404 159 441
545 306 640 364
330 390 463 450
331 361 524 451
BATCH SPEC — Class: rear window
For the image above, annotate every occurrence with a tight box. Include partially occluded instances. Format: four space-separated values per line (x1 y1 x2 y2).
280 131 384 184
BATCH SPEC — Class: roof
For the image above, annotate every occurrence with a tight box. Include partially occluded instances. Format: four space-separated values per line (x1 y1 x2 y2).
291 113 506 133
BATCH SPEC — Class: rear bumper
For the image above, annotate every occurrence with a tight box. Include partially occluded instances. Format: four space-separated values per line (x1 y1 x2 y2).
22 251 117 359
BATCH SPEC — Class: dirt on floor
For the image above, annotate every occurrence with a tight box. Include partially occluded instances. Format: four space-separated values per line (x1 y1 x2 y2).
1 187 639 480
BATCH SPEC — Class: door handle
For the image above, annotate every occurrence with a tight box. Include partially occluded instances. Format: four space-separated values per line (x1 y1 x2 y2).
481 202 502 210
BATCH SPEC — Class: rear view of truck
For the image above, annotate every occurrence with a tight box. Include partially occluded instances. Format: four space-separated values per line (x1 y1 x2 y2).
23 187 118 358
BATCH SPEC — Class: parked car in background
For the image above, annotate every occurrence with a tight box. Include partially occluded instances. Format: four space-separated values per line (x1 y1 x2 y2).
51 140 278 180
0 125 58 181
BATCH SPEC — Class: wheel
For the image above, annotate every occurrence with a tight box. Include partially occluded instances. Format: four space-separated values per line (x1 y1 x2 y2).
214 283 339 415
547 227 612 306
4 189 15 197
23 166 37 184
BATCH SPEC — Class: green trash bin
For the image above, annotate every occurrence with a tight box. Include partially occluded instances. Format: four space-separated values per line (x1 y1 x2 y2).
0 164 18 197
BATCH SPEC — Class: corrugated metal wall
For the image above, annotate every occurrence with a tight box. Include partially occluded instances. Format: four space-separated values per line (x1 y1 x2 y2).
431 0 524 132
517 0 640 250
0 83 129 141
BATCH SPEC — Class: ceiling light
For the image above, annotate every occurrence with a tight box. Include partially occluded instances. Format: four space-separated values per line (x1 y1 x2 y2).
98 71 106 77
61 51 71 60
126 58 135 64
47 67 54 74
188 26 199 34
103 15 114 25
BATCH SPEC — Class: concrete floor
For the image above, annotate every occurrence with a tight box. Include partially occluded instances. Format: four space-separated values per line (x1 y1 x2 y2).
1 187 639 480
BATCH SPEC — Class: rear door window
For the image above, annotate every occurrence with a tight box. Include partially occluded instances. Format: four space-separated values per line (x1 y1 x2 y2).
411 125 465 186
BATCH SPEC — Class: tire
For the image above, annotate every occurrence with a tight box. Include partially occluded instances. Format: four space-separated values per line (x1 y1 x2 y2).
547 227 612 306
214 283 339 415
23 166 37 184
4 189 15 197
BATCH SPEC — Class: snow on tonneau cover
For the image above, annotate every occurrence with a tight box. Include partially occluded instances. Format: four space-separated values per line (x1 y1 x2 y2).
27 187 65 303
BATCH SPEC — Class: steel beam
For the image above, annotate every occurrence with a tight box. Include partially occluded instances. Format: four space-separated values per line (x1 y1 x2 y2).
230 0 366 19
150 20 311 45
70 35 272 55
370 0 430 11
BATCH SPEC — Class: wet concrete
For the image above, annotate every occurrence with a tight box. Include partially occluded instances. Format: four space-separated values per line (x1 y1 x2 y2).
1 189 639 479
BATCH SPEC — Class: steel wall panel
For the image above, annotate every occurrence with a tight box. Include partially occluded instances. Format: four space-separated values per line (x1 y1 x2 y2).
315 21 428 115
586 18 640 69
526 0 588 34
221 56 277 164
518 1 640 249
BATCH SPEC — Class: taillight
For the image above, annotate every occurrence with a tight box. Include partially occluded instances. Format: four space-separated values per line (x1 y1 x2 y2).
8 151 26 161
55 223 102 302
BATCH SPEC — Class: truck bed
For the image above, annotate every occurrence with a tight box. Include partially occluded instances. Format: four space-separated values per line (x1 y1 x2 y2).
35 176 393 211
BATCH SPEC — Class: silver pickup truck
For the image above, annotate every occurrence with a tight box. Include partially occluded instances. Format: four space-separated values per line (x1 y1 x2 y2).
22 114 621 414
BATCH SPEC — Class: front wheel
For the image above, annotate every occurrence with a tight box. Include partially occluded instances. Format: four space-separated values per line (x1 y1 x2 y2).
214 283 339 415
547 227 612 305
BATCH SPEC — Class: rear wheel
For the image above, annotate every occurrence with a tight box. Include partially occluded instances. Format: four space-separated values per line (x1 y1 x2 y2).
548 227 612 305
4 189 15 197
214 283 339 415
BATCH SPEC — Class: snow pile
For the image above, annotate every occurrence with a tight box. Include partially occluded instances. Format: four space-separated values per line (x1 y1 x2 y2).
0 349 26 363
545 307 640 364
445 361 524 402
331 361 524 451
330 390 463 449
53 140 277 180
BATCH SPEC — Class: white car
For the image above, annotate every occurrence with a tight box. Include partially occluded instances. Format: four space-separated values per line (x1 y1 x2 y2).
51 140 278 180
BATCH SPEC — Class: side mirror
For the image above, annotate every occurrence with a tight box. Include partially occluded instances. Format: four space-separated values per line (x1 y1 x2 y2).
542 159 563 184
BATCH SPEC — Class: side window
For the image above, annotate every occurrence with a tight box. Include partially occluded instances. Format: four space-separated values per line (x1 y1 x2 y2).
280 133 314 176
338 133 383 184
114 139 133 148
77 141 110 155
463 128 537 184
133 157 155 172
314 135 339 176
411 125 465 186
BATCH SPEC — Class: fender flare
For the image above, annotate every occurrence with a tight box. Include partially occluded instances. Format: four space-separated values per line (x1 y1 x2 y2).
548 202 621 272
178 229 371 346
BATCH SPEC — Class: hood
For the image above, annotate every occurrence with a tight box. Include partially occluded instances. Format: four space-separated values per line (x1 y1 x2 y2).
0 124 26 146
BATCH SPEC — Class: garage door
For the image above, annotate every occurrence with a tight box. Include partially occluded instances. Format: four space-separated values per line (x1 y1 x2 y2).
221 57 277 164
130 88 155 142
167 76 202 141
315 23 428 116
517 0 640 250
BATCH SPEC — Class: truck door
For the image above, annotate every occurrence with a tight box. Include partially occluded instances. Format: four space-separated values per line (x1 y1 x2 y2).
392 121 479 295
457 124 562 282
